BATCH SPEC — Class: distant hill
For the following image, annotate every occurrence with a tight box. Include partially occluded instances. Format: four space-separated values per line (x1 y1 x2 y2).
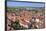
7 6 44 10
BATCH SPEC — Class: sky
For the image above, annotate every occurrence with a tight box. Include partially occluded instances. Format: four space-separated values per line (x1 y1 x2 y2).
7 1 45 7
8 0 44 2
